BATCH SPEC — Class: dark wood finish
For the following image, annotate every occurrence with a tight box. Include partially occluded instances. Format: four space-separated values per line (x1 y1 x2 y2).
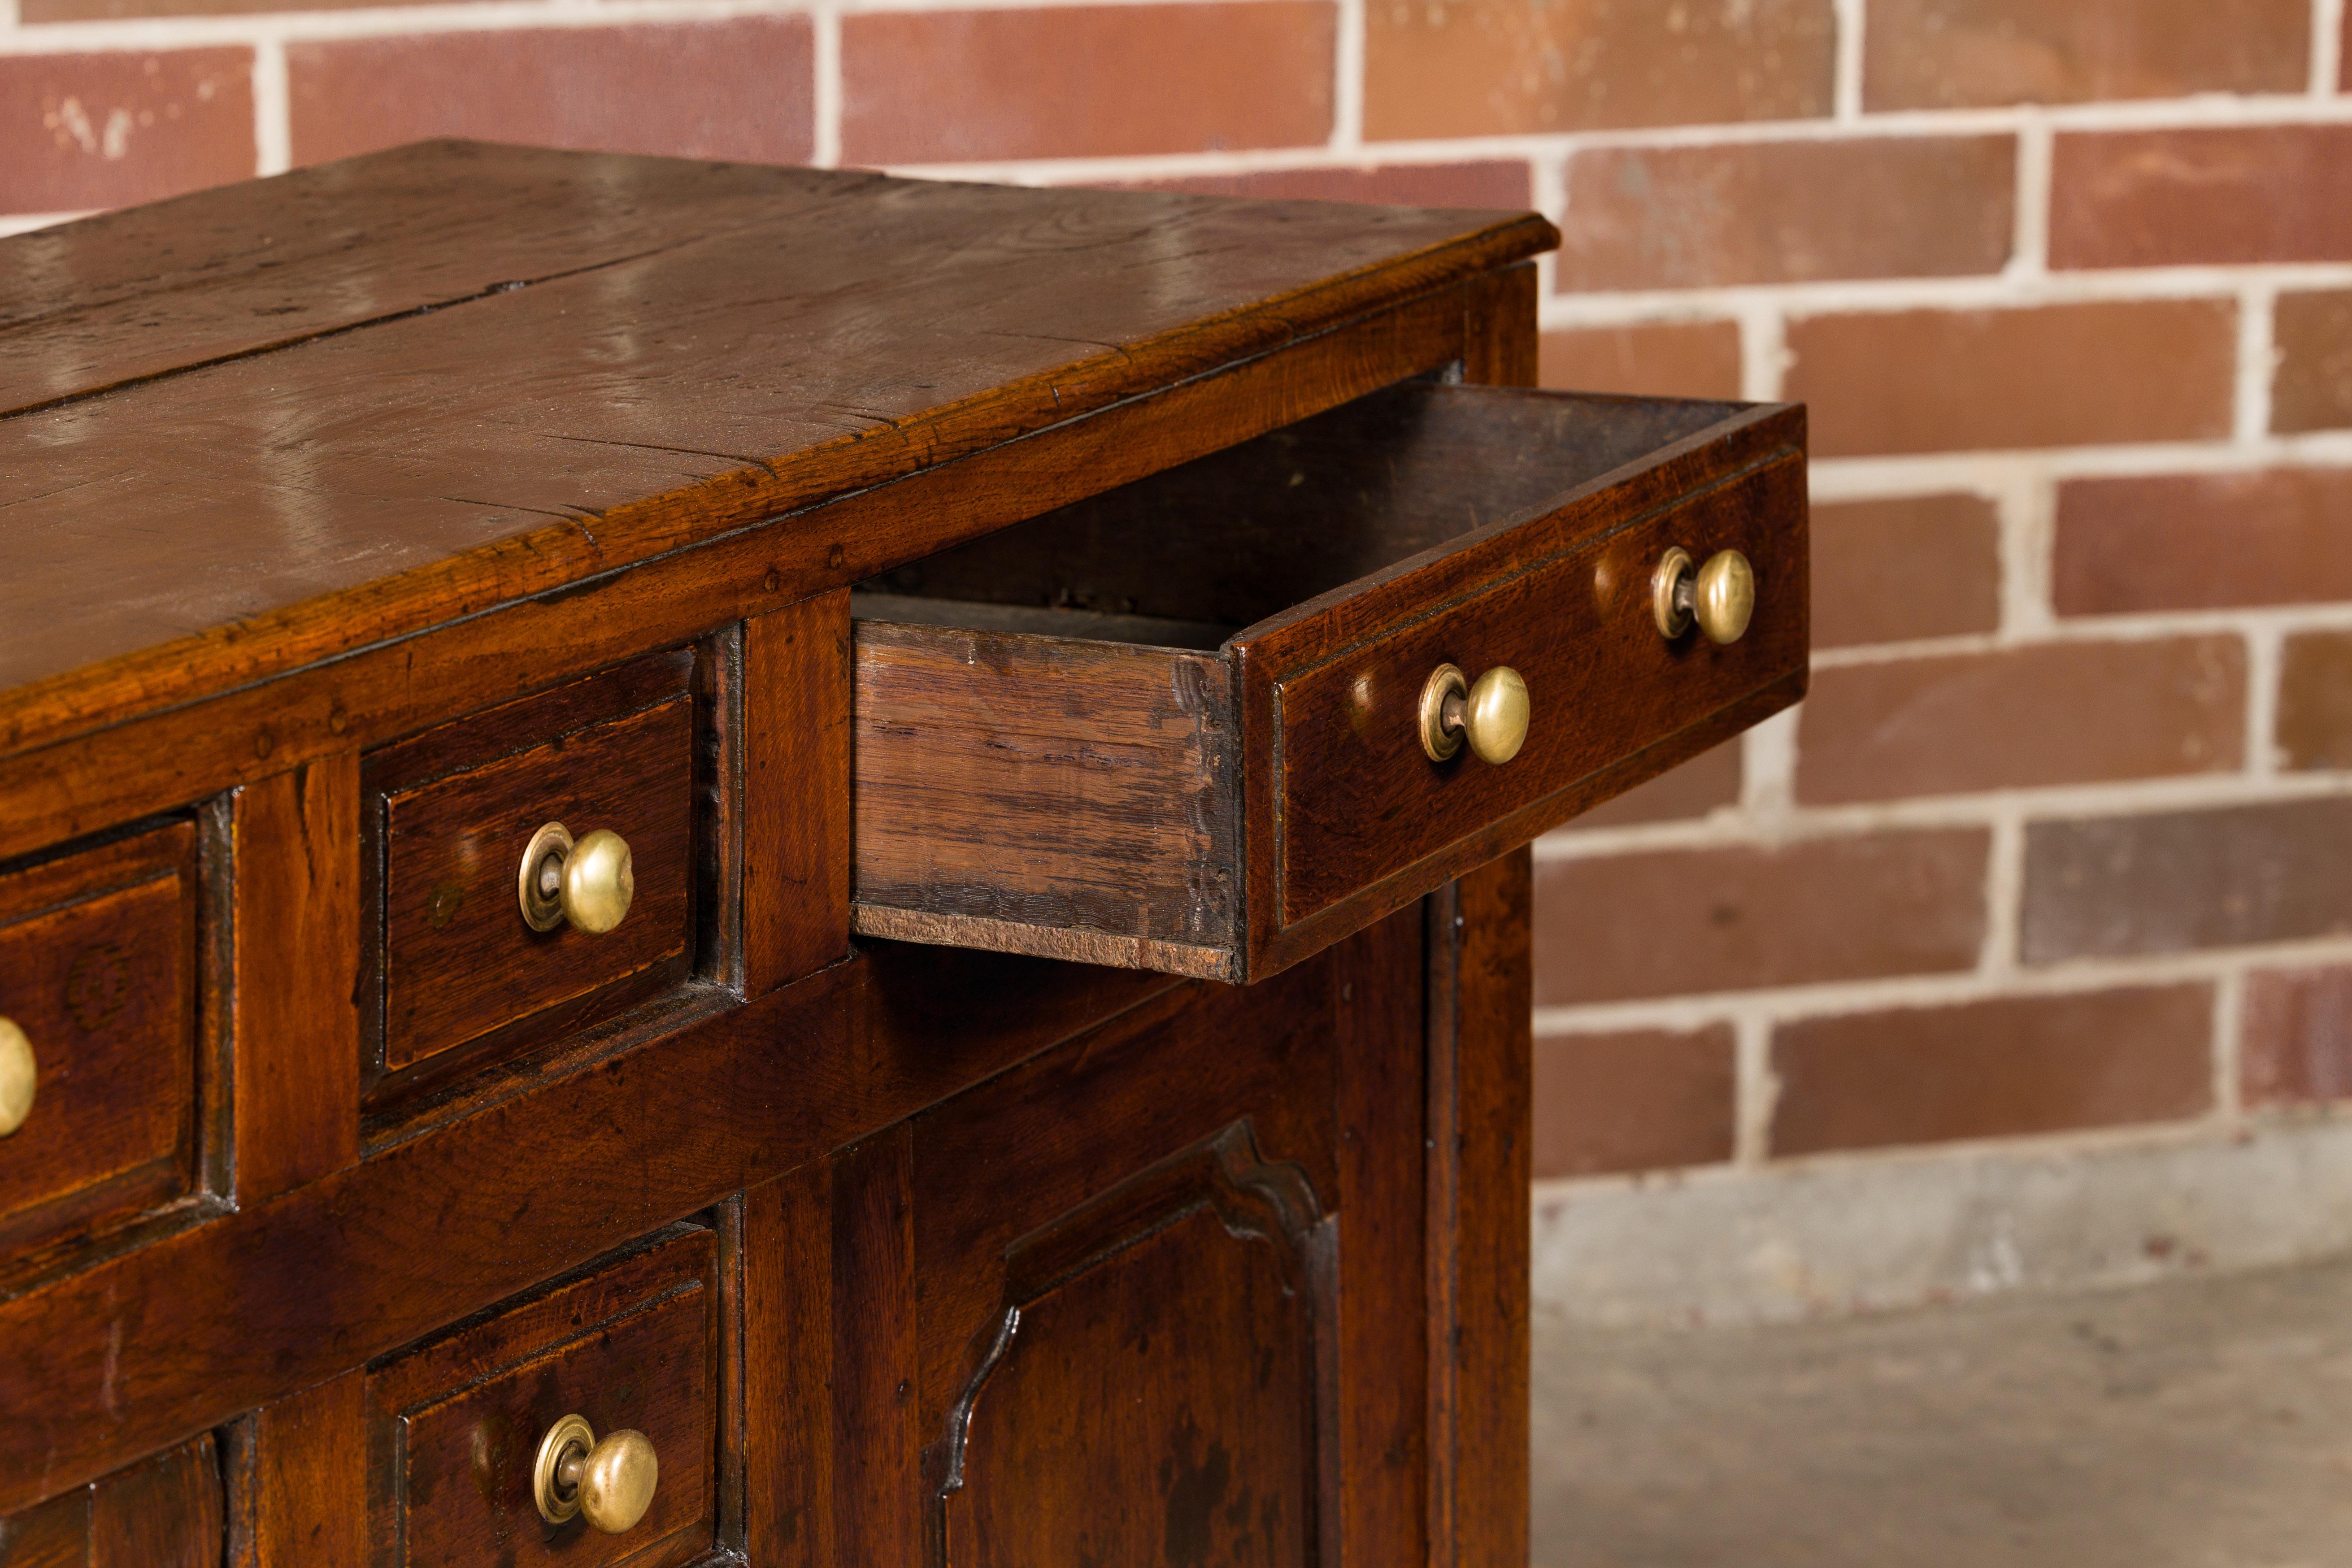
1427 851 1533 1568
0 143 1806 1568
742 1165 834 1566
0 144 1550 769
743 591 852 995
0 821 199 1268
90 1434 224 1568
0 1434 222 1568
1335 877 1432 1568
360 648 699 1113
368 1224 718 1568
1264 396 1808 924
0 278 1478 870
852 621 1240 979
233 758 361 1203
833 1128 924 1568
853 382 1809 981
233 1373 368 1568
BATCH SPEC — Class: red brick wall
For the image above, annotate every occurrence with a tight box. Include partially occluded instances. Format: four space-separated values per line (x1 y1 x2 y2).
7 0 2350 1190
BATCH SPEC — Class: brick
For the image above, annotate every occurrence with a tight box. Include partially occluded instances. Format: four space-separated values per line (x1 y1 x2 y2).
1555 137 2014 292
2274 290 2352 434
0 49 252 216
287 22 814 166
1363 0 1833 140
1864 0 2307 110
1568 738 1742 830
2277 632 2352 772
1110 161 1528 209
1532 829 1988 1006
1810 494 2001 650
1538 321 1742 401
2022 798 2352 964
1783 300 2236 457
1771 986 2213 1155
1533 1025 1736 1177
2053 469 2352 616
2051 127 2352 269
1797 637 2245 804
2243 966 2352 1108
842 4 1332 164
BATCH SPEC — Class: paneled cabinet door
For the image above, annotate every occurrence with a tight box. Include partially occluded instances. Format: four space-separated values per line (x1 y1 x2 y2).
760 908 1430 1567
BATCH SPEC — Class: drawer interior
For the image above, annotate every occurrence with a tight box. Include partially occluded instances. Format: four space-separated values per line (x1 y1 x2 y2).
855 381 1746 647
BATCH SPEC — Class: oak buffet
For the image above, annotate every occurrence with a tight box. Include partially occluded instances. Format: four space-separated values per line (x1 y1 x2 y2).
0 141 1808 1566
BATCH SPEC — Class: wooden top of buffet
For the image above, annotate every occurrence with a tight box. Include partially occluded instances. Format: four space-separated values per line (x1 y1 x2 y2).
0 140 1555 764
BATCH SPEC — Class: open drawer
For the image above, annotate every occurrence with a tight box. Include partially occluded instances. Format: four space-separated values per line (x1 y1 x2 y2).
851 380 1809 983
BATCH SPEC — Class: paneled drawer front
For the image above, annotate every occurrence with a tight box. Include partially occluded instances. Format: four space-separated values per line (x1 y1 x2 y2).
1266 434 1806 927
0 1433 222 1567
852 382 1808 983
0 823 197 1263
362 648 700 1112
369 1225 717 1568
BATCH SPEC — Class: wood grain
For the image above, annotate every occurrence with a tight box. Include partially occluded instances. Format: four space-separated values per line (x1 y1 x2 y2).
2 143 867 416
0 1434 221 1567
374 1228 716 1568
1333 899 1430 1568
0 965 839 1517
743 1164 836 1568
853 383 1807 981
0 278 1473 871
364 650 698 1105
743 591 852 996
909 962 1339 1442
233 759 361 1203
944 1203 1321 1568
851 620 1239 976
1269 417 1809 923
235 1373 367 1568
89 1434 222 1568
0 142 1552 770
0 821 197 1264
832 1127 922 1568
1426 851 1532 1568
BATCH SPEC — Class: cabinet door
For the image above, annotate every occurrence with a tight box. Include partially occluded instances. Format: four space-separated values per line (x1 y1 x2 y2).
751 901 1437 1567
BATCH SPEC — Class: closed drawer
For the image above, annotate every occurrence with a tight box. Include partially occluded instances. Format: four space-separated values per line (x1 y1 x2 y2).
368 1224 718 1568
852 381 1808 983
361 648 705 1116
0 822 198 1264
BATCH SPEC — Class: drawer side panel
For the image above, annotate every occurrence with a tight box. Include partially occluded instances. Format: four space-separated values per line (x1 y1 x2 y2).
852 622 1241 979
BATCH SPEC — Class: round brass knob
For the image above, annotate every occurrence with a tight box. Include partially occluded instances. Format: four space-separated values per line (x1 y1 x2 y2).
517 822 635 935
0 1017 33 1138
1418 663 1531 764
534 1414 658 1533
1651 547 1756 645
1692 550 1756 644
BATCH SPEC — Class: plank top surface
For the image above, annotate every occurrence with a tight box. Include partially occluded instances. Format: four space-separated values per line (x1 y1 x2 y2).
0 139 1553 759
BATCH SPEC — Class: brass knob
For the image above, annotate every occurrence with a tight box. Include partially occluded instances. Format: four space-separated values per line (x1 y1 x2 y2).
1418 663 1531 764
1652 547 1756 645
517 822 635 935
0 1017 33 1138
533 1414 658 1533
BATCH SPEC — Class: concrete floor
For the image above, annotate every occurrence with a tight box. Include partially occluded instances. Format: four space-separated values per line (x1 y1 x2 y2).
1533 1253 2352 1568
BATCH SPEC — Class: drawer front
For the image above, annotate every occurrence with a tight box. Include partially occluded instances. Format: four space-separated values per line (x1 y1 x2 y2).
370 1225 717 1568
364 649 700 1106
1269 445 1807 926
0 1433 222 1568
0 823 197 1261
